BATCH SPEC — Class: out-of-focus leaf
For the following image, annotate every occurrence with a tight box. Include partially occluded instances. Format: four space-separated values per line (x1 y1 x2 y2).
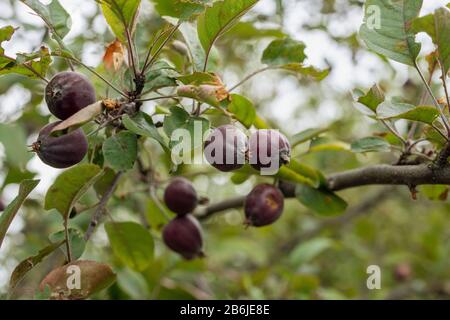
262 38 306 66
309 137 350 153
351 136 391 153
9 240 65 294
105 222 154 272
227 94 256 128
49 228 86 260
45 164 103 219
291 128 328 147
0 26 15 55
179 21 207 71
20 0 72 39
146 198 169 230
226 22 285 40
103 131 138 171
197 0 258 58
0 124 32 170
420 185 449 201
359 0 422 66
0 179 40 249
296 184 348 216
278 64 330 81
289 238 332 266
39 260 116 300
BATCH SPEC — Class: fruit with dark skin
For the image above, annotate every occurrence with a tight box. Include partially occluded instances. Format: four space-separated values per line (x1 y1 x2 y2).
32 121 88 169
204 124 248 172
162 215 204 260
248 129 291 173
164 177 198 215
45 72 96 120
394 263 412 282
244 184 284 227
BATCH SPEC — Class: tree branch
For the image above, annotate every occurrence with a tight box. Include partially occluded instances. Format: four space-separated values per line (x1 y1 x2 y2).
197 164 450 219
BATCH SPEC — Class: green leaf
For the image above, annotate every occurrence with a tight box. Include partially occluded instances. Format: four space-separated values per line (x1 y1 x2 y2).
144 60 178 92
39 260 116 299
0 179 40 249
122 112 167 148
177 71 219 85
45 164 103 219
9 240 65 294
163 106 190 137
278 64 330 81
309 137 350 153
291 128 328 147
355 84 385 113
227 94 256 128
150 0 208 20
105 222 154 272
103 131 138 171
289 238 332 266
20 0 72 39
377 100 439 124
0 26 15 55
49 228 86 260
0 46 52 79
179 22 207 71
359 0 423 66
412 8 450 74
262 38 306 66
351 136 391 153
197 0 258 57
99 0 141 42
419 185 448 201
146 199 170 230
0 123 32 170
296 184 348 216
230 171 251 185
226 22 285 40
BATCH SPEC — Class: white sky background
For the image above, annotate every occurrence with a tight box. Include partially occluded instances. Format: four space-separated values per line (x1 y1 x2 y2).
0 0 449 291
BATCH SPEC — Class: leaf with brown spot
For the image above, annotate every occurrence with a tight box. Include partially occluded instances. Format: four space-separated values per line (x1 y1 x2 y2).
103 39 125 71
39 260 116 300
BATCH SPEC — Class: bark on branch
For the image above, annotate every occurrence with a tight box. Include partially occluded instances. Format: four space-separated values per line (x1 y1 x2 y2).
198 164 450 219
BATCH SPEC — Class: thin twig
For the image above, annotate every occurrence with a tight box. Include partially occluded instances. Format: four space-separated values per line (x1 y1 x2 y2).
84 172 123 241
415 62 450 135
54 54 129 99
228 67 273 92
135 95 179 103
381 120 407 146
142 22 181 74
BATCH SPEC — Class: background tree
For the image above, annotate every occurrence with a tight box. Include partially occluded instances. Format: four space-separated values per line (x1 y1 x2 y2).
0 0 450 300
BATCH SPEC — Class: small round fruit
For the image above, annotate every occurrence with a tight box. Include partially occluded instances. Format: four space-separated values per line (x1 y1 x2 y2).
163 215 204 260
204 125 248 172
32 122 88 169
164 177 198 215
244 184 284 227
394 263 412 282
248 130 291 173
45 72 96 120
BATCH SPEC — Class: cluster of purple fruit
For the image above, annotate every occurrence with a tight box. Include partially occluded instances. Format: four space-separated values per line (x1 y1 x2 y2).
32 72 96 169
162 177 285 259
204 125 291 173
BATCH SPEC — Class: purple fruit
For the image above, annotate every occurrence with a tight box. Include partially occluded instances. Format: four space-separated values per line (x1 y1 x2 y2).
45 72 96 120
204 125 248 172
248 130 291 173
164 177 198 215
163 215 204 260
244 184 284 227
32 121 88 169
